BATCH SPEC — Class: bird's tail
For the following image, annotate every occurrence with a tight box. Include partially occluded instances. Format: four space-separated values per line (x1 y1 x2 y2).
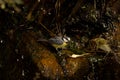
37 38 48 42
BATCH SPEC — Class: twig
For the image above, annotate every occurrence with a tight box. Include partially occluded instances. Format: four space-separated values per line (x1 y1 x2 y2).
39 22 56 37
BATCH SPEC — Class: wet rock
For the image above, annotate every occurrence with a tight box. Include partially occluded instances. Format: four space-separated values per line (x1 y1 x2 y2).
33 50 64 80
64 56 89 78
20 31 64 79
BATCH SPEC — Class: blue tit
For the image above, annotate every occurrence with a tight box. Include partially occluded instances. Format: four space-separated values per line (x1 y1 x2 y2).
38 36 71 50
48 36 71 50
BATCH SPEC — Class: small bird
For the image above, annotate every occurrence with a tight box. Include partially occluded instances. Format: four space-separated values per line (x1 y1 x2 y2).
38 36 71 50
48 36 70 50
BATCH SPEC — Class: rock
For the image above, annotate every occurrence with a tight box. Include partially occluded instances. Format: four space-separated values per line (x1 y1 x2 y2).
21 31 64 79
34 51 64 80
63 56 89 78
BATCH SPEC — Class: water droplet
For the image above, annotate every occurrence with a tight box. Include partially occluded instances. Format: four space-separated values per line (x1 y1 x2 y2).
12 11 15 13
48 12 51 15
41 7 43 10
21 55 24 59
15 49 19 53
41 70 45 73
22 70 25 76
17 59 19 62
0 40 3 43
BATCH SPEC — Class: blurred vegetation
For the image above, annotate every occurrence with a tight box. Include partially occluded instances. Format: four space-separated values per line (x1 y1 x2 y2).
0 0 120 80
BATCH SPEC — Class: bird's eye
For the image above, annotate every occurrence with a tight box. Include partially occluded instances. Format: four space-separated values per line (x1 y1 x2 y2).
67 37 71 41
63 37 71 42
63 38 68 42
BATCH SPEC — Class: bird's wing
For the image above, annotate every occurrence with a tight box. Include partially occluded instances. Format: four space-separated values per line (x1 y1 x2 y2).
48 38 63 45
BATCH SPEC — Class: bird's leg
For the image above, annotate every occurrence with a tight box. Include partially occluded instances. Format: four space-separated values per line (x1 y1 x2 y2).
56 48 62 56
58 51 62 56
